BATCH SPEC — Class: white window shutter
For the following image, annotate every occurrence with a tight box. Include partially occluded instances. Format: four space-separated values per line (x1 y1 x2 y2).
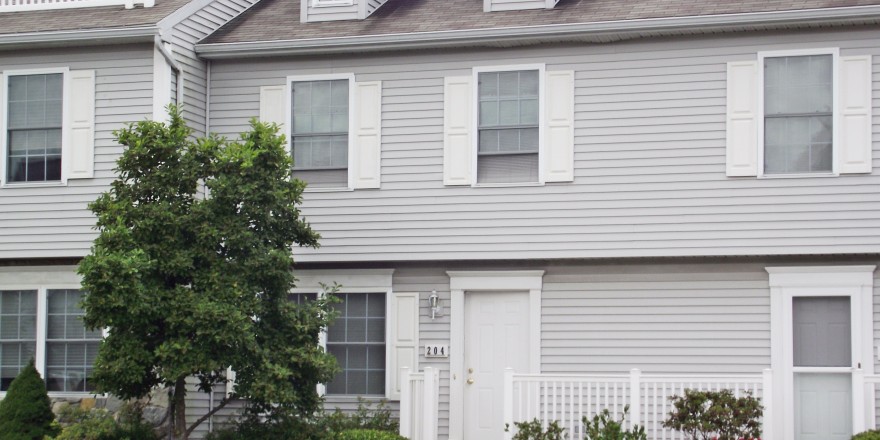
67 70 96 179
726 61 758 177
444 76 474 186
388 291 419 400
259 85 287 127
352 81 382 189
544 70 575 182
838 55 872 174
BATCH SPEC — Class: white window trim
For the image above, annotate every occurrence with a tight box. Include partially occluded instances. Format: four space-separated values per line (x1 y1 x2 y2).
447 270 543 440
0 67 71 187
757 47 839 179
311 0 353 6
471 64 546 187
286 73 357 192
767 265 875 440
0 284 98 399
290 269 394 399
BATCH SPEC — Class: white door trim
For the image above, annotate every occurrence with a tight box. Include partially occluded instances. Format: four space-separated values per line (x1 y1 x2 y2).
447 270 544 440
767 265 875 440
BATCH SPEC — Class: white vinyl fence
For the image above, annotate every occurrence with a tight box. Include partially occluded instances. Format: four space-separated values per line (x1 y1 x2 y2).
503 368 772 440
400 367 440 440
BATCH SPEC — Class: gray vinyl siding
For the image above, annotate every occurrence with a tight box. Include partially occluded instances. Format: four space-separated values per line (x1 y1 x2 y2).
187 259 880 439
207 27 880 265
168 0 258 137
0 44 153 260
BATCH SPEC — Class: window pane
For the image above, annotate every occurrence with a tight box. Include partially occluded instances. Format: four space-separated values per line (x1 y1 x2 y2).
765 116 833 174
326 292 385 395
7 74 64 183
477 153 539 184
478 70 540 183
793 296 851 367
46 289 101 392
0 291 37 391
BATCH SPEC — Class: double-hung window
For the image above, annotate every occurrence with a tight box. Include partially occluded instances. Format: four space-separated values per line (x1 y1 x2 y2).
443 65 574 186
289 291 387 396
727 48 871 177
325 292 386 396
477 69 540 183
762 53 834 175
290 78 350 188
5 73 63 183
0 288 100 393
2 67 97 184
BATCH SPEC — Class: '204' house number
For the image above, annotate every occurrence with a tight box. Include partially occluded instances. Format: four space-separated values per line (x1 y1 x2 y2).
424 345 449 358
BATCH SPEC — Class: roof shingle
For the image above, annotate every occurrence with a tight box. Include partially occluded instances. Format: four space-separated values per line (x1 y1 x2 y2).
202 0 880 44
0 0 192 36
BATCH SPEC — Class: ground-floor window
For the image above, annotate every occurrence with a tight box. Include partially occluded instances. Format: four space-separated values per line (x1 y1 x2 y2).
0 288 100 392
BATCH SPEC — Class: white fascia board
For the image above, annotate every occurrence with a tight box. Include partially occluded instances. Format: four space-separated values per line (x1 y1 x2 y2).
195 5 880 58
0 26 158 49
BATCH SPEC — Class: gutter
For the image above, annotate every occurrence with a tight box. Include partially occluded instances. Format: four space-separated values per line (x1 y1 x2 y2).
0 25 158 49
195 5 880 58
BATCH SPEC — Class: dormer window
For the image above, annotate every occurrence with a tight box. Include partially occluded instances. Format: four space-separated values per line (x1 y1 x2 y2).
312 0 353 6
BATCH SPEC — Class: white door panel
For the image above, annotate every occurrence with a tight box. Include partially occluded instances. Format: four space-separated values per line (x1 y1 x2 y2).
464 291 530 440
794 373 852 440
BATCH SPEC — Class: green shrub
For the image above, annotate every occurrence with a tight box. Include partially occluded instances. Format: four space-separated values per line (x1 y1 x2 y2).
55 403 157 440
205 399 399 440
582 406 646 440
335 429 408 440
663 389 762 440
854 430 880 440
504 419 565 440
0 359 58 440
318 399 399 434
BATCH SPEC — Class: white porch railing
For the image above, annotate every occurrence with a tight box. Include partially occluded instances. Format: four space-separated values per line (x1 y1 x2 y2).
400 367 440 440
503 368 772 440
0 0 154 12
858 371 880 432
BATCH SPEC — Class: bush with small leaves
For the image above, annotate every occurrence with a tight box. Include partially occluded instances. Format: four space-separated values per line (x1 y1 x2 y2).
0 360 58 440
335 429 408 440
55 402 157 440
663 389 762 440
504 419 566 440
582 405 647 440
853 430 880 440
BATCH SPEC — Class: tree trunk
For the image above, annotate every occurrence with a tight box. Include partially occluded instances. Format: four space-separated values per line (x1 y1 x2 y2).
171 376 188 440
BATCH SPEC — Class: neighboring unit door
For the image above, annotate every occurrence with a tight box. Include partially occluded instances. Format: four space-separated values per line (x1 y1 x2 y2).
792 296 853 440
463 291 531 440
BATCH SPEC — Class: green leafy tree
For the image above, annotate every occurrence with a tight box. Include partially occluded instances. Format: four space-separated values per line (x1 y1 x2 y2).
78 107 339 439
0 359 58 440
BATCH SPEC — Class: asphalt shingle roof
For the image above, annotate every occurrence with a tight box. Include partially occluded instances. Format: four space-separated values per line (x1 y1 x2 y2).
203 0 880 44
0 0 192 36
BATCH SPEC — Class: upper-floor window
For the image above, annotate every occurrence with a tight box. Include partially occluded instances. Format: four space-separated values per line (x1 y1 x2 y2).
0 288 100 393
291 79 350 189
6 73 63 183
477 70 540 184
763 54 833 175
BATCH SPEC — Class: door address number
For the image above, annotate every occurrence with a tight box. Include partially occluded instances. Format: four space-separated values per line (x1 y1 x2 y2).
424 345 449 358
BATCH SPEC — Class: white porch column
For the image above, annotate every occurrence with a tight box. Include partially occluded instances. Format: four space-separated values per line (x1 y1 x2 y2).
762 368 773 440
629 368 641 427
503 367 515 440
400 367 412 439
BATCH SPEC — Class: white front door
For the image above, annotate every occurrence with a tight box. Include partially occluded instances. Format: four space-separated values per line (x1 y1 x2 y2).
463 291 531 440
792 296 854 440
